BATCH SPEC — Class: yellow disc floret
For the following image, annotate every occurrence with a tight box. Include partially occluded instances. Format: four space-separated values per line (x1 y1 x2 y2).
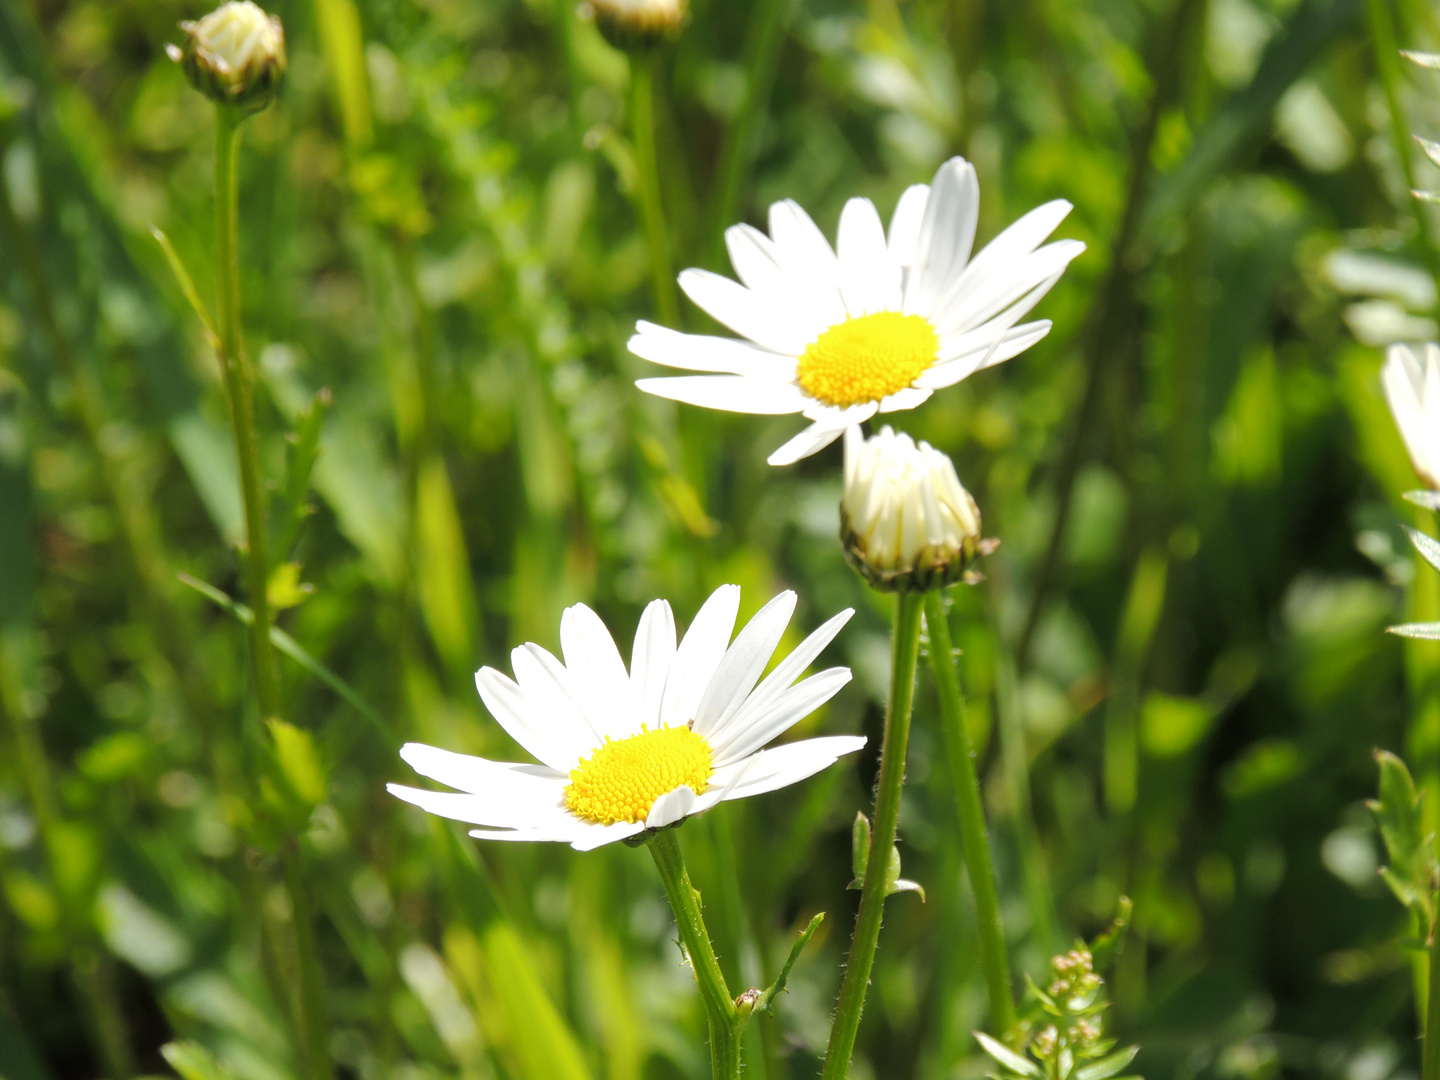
796 311 939 408
564 725 714 825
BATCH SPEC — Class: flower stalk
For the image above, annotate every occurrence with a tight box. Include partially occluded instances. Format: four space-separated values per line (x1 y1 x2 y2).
821 590 923 1080
210 88 331 1080
923 591 1016 1039
648 828 742 1080
629 53 680 327
213 107 281 723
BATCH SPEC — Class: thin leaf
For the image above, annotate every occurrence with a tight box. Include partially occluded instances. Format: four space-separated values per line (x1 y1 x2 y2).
1403 526 1440 573
1387 622 1440 639
149 227 218 348
1417 136 1440 170
1074 1046 1140 1080
973 1031 1042 1078
177 572 396 746
755 912 824 1014
1404 490 1440 510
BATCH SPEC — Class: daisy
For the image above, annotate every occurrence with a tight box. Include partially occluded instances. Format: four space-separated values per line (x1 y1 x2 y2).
1383 341 1440 490
389 585 862 850
632 156 1085 465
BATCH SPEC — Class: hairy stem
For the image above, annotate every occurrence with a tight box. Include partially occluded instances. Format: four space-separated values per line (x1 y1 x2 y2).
649 829 741 1080
821 591 924 1080
923 592 1016 1038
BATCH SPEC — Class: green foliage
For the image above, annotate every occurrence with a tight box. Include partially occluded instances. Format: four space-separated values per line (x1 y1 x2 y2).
0 0 1437 1073
1370 751 1437 926
974 934 1139 1080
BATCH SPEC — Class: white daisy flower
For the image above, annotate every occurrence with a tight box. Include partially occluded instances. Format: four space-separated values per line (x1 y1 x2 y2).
388 586 862 850
631 157 1085 466
841 425 991 592
1383 342 1440 490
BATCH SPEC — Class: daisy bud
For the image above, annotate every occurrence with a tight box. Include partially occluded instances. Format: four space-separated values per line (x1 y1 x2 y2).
1383 342 1440 491
579 0 687 49
840 426 994 593
168 1 286 116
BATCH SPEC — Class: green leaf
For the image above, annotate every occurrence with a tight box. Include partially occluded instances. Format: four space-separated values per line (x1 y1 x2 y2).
1388 622 1440 640
1405 490 1440 511
177 572 396 747
415 455 477 672
266 562 314 612
1404 527 1440 575
148 227 217 348
161 1041 236 1080
850 811 870 888
754 912 824 1015
974 1031 1042 1078
271 387 330 562
1074 1046 1140 1080
266 719 328 810
1089 896 1133 973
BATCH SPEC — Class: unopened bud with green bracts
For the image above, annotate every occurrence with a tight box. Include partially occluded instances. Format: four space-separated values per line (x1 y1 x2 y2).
167 1 286 116
840 425 996 594
579 0 687 49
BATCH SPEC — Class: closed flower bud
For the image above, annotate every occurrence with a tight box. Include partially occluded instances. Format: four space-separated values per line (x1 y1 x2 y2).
1384 342 1440 491
840 426 994 593
580 0 687 48
167 1 286 115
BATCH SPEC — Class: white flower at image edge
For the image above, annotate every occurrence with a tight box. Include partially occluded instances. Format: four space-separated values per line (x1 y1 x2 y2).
388 586 862 850
632 156 1085 465
1383 341 1440 490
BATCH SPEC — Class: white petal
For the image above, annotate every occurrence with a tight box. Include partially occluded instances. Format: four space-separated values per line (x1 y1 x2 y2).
801 400 881 427
679 269 816 354
736 607 853 722
569 821 646 850
512 643 606 745
629 321 797 380
767 421 848 466
904 157 979 316
693 590 797 740
630 599 677 734
953 198 1073 296
712 667 853 765
660 584 741 727
877 386 933 413
475 666 587 771
936 240 1085 336
918 321 1053 389
559 603 632 739
888 184 930 267
720 736 867 800
398 742 564 792
636 376 809 415
837 197 901 315
645 785 698 828
768 199 842 287
387 780 568 828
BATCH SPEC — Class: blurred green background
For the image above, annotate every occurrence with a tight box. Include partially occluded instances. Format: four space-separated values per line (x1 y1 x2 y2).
0 0 1437 1075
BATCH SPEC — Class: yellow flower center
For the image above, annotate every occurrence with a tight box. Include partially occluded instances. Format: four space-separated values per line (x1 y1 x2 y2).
795 312 939 408
564 725 713 825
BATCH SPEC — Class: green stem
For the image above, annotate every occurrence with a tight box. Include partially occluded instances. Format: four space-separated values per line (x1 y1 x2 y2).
213 106 331 1080
922 592 1016 1039
283 841 335 1080
1425 911 1440 1080
709 0 792 257
821 591 924 1080
630 53 680 327
648 829 741 1080
1369 0 1440 306
994 640 1059 955
214 108 281 722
